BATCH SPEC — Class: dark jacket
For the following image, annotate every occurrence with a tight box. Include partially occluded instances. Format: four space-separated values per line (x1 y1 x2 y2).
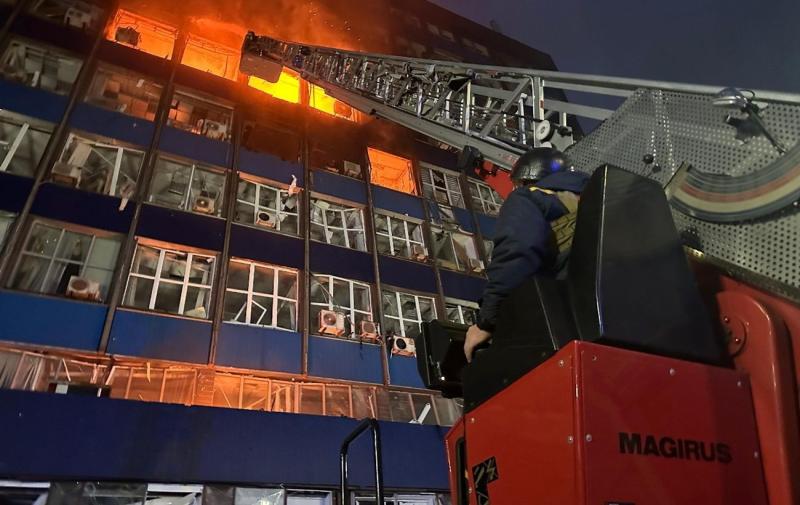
477 170 590 329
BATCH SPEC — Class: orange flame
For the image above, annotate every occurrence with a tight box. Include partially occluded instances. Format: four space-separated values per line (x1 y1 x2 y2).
248 70 301 104
107 9 177 59
367 148 417 194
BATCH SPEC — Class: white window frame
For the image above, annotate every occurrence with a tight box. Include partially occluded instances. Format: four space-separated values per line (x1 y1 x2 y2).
374 212 426 259
309 274 373 337
56 132 144 197
0 113 52 175
224 259 298 330
1 39 81 95
468 179 504 215
445 298 479 325
419 162 464 208
124 242 216 318
148 156 227 216
10 219 120 299
310 199 367 251
382 288 437 338
236 175 299 234
431 227 479 272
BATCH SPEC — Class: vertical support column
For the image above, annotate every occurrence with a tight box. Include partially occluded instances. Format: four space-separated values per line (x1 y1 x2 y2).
300 82 311 376
458 171 490 267
0 5 115 286
414 161 447 320
97 31 189 353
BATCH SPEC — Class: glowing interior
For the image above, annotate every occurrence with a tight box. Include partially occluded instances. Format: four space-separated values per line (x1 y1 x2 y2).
107 10 177 59
309 84 356 121
182 34 240 80
368 148 417 194
248 70 301 104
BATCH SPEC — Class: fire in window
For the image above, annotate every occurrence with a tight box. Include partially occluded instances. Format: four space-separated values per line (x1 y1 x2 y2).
248 69 301 104
367 148 417 194
309 84 357 121
182 34 240 81
107 9 177 59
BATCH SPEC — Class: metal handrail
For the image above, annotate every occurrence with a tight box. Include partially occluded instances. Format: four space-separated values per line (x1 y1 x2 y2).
339 418 384 505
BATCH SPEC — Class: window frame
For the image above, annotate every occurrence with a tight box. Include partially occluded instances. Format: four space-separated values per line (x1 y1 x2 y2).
147 154 227 217
235 174 300 236
445 298 479 326
431 226 480 272
167 87 233 142
381 287 437 340
419 162 465 208
0 210 15 249
85 62 163 121
224 258 299 330
374 211 426 260
310 197 367 251
309 274 374 338
0 111 53 177
1 38 82 95
123 240 217 318
468 179 504 215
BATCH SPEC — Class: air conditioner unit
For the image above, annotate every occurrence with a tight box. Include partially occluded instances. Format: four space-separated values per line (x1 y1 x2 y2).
392 336 416 356
411 244 428 261
359 320 378 340
64 6 95 30
202 119 228 141
193 192 216 215
469 258 485 273
51 161 81 187
342 160 361 177
49 381 110 397
256 211 276 228
66 276 100 301
318 310 346 336
114 26 141 47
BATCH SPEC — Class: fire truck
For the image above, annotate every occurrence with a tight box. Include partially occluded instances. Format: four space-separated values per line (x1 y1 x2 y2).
239 33 800 505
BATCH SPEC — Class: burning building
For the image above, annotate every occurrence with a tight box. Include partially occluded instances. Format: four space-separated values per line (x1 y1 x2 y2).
0 0 559 501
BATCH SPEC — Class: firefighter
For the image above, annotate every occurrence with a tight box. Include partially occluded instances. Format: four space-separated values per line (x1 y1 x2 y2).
465 147 590 362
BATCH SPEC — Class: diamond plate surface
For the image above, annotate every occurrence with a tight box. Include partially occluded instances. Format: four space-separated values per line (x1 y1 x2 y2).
568 89 800 295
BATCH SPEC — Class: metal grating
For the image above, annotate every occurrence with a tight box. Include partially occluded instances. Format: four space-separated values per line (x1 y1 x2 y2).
568 89 800 295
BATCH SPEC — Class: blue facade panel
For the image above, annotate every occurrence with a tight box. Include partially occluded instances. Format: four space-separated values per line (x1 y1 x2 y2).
371 185 426 220
0 291 104 351
138 205 226 251
440 270 486 302
310 241 375 283
388 355 425 389
229 224 304 269
0 79 67 122
378 256 437 293
477 213 497 239
453 207 475 232
0 389 449 490
308 336 383 384
32 183 134 233
0 172 34 212
159 127 232 168
238 148 304 186
108 309 211 364
70 103 155 148
216 324 301 374
311 170 367 204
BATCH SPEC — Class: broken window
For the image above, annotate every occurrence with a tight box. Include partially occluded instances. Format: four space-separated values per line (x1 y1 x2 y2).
381 289 436 348
445 299 478 326
0 111 53 177
431 227 481 272
123 241 216 318
374 212 426 261
367 147 416 194
224 259 298 330
148 156 227 217
182 34 240 81
241 120 300 162
107 9 177 59
310 199 366 251
168 88 233 142
248 69 301 104
0 38 82 95
310 142 362 179
419 162 464 207
468 179 503 215
235 175 300 235
85 63 162 121
52 132 144 198
0 211 15 249
29 0 105 31
10 220 122 301
309 274 373 339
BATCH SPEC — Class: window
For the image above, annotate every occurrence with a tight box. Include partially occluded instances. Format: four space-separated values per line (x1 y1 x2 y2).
0 111 52 177
224 259 298 330
0 211 16 249
420 163 464 207
107 9 177 59
427 23 440 36
310 143 363 179
85 63 162 121
148 156 227 217
52 132 144 197
382 289 436 346
0 39 82 95
29 0 105 31
235 175 300 235
473 42 490 57
446 299 478 325
309 274 373 339
468 179 504 215
431 228 481 272
10 220 121 301
441 29 455 42
367 148 416 194
374 212 426 261
182 34 240 81
248 69 301 104
241 121 300 163
309 84 357 121
123 242 216 318
310 199 366 251
168 88 233 142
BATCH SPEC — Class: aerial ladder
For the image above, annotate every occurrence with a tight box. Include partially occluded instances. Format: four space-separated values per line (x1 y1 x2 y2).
239 34 800 505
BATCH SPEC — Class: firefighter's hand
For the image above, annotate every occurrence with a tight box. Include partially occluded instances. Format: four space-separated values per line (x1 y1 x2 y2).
465 325 492 363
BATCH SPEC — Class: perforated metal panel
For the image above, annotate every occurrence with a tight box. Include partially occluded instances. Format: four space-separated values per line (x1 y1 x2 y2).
568 89 800 297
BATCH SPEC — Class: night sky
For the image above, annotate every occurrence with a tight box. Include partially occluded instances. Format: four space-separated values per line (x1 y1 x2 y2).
430 0 799 93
